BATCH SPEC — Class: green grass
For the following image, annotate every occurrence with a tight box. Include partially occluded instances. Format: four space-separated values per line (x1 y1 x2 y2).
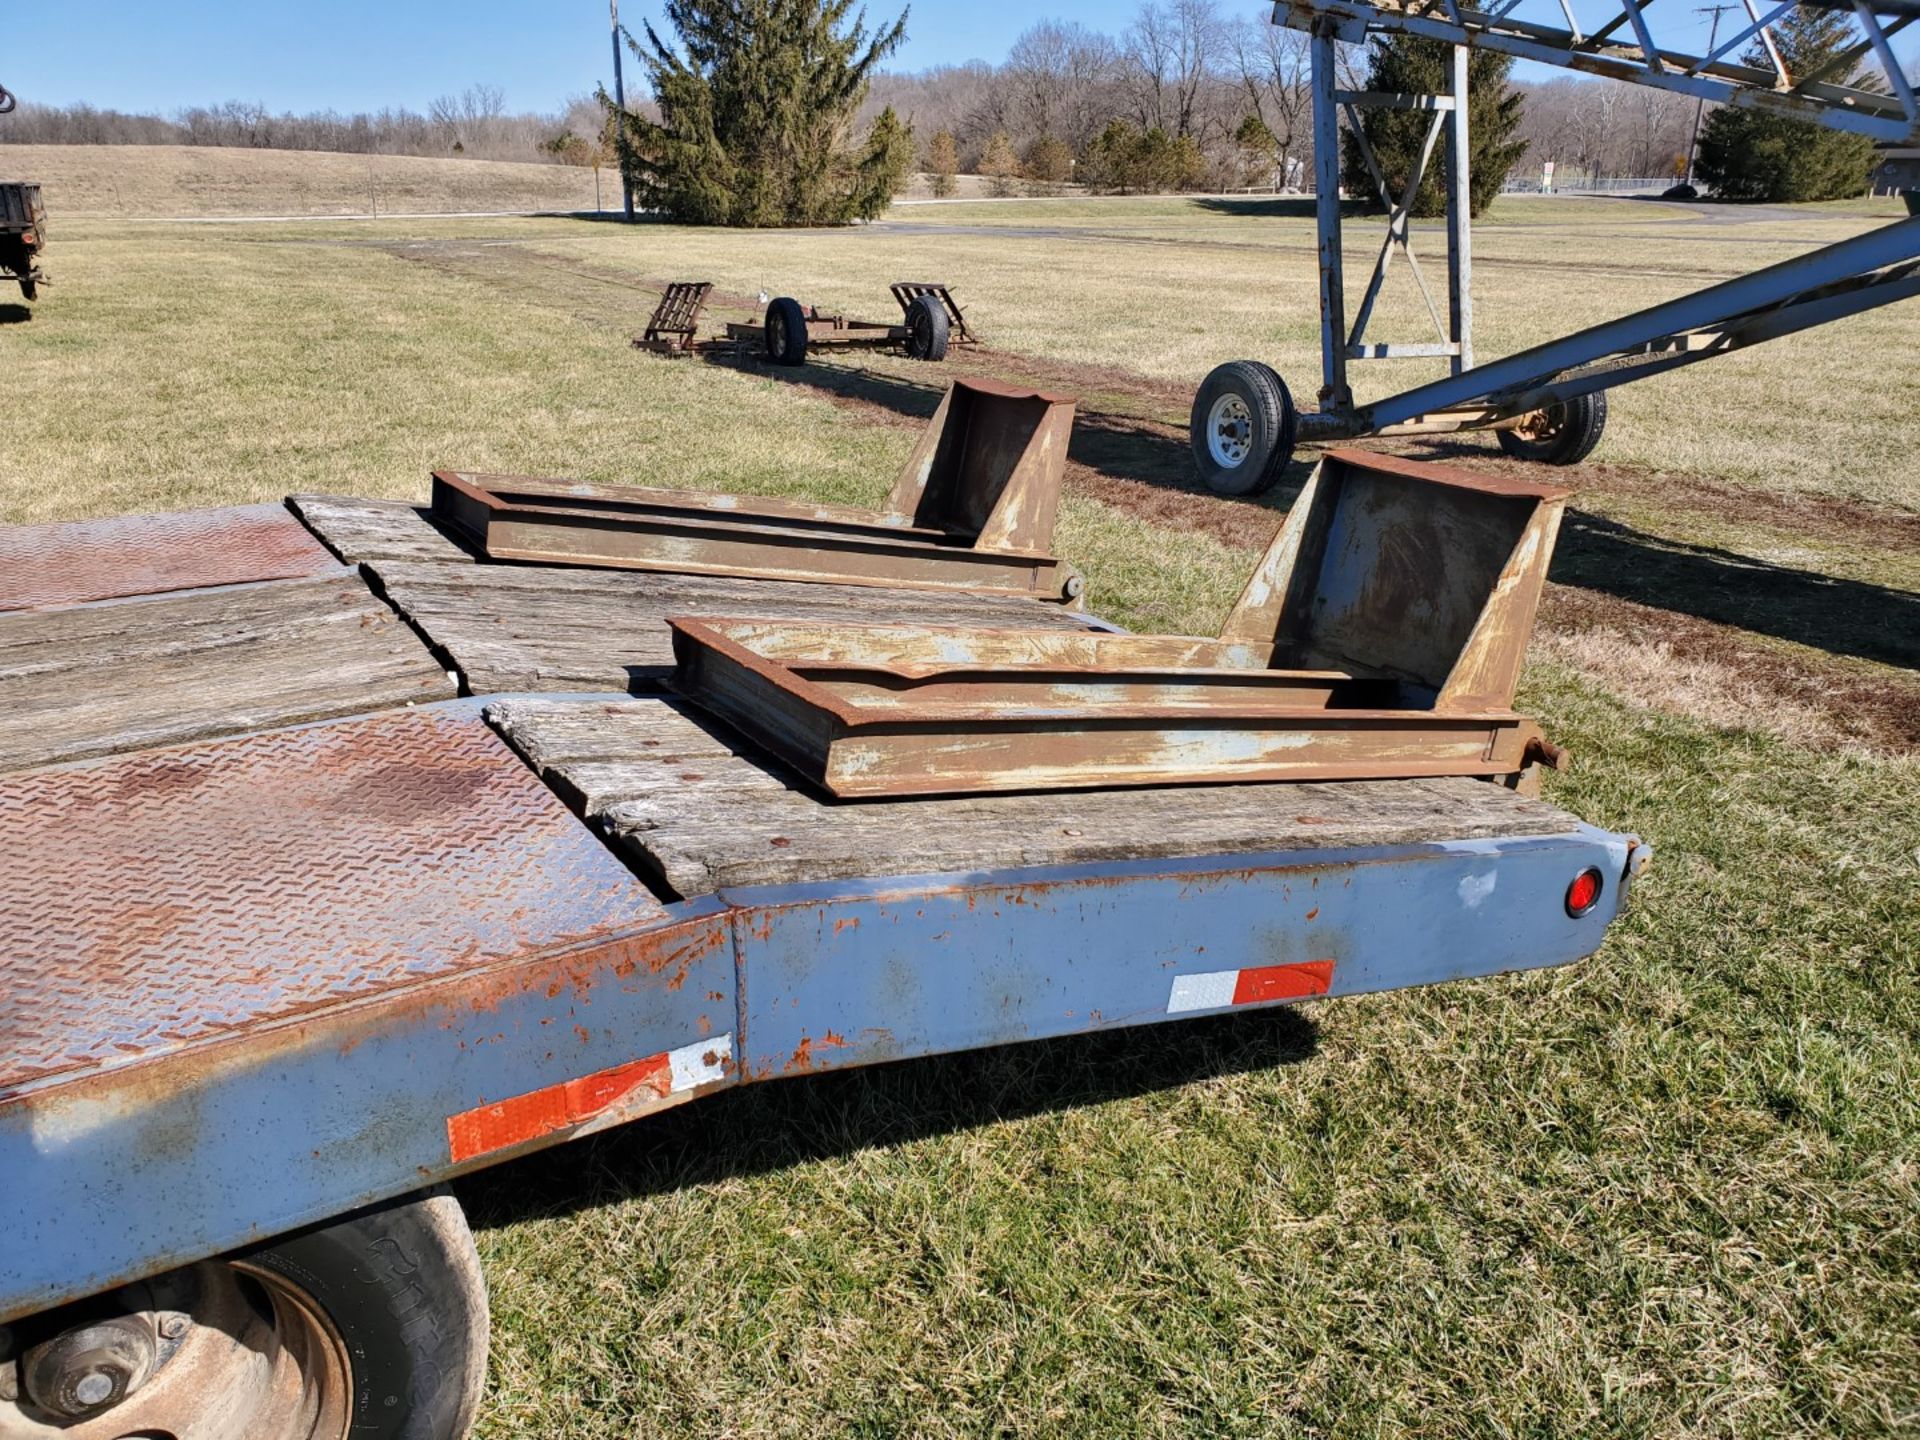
3 199 1917 1438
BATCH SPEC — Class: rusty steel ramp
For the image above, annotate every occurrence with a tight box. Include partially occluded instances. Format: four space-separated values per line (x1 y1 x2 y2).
430 378 1082 603
0 702 683 1095
666 450 1569 797
0 502 342 611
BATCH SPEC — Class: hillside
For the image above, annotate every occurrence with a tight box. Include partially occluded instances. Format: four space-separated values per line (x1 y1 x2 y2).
0 143 609 217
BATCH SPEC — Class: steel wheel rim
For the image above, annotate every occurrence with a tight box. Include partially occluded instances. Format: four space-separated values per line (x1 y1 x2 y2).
766 312 786 354
1207 393 1254 468
0 1262 353 1440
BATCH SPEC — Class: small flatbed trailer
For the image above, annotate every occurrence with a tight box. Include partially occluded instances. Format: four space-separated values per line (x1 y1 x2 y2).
0 491 1645 1438
0 181 46 301
635 280 978 365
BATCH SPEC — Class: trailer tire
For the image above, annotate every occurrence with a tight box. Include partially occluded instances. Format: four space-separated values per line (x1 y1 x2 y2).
1496 392 1607 466
904 294 949 360
765 297 808 366
2 1192 487 1440
239 1190 489 1440
1190 360 1297 496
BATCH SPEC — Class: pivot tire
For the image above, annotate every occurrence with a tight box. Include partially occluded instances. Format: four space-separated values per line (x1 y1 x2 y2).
764 297 808 366
904 294 950 360
1496 392 1607 466
0 1191 488 1440
1190 360 1297 496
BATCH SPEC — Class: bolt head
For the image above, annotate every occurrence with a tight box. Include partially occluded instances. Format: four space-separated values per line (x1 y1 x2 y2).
159 1315 190 1341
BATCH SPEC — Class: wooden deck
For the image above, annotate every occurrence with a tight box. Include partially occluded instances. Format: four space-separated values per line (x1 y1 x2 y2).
488 696 1573 899
289 493 1096 694
3 493 1577 894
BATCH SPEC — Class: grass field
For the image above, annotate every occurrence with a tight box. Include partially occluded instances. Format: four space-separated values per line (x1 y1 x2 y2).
2 142 611 216
2 170 1916 1438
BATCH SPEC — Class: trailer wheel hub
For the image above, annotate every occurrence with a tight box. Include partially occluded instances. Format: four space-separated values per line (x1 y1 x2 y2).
1207 393 1253 468
21 1315 157 1419
1 1263 351 1439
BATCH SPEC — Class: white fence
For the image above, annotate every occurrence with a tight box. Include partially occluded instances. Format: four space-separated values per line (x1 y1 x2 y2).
1501 175 1677 196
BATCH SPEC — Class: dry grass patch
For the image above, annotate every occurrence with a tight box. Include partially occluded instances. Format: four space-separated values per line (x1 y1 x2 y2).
3 143 604 217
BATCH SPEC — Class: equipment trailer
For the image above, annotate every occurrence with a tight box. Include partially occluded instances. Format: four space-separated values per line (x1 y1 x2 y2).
0 480 1644 1438
1189 0 1920 494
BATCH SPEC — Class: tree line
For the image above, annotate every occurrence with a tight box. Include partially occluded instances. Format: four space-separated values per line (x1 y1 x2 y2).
0 85 592 164
2 0 1891 208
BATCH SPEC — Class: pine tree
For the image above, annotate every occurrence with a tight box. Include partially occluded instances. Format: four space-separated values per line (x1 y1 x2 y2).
924 129 959 198
1023 135 1075 186
604 0 909 227
1694 6 1875 202
979 131 1022 197
1340 37 1526 218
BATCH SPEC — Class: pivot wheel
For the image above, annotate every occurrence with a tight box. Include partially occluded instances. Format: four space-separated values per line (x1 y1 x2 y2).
903 294 949 361
0 1192 487 1440
1496 392 1608 466
1190 361 1297 496
764 296 808 366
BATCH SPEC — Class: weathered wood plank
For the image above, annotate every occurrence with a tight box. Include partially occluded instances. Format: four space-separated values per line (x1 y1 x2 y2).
288 495 478 566
377 560 1096 695
488 697 1575 898
0 574 458 771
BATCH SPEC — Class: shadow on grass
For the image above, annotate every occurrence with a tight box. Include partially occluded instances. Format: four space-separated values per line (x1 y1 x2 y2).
721 354 1310 517
0 304 31 325
1191 197 1323 221
458 1005 1320 1230
1549 510 1920 670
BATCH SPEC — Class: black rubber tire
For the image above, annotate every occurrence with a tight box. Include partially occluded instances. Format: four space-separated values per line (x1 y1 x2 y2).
1495 391 1608 466
1190 360 1297 496
764 296 808 366
240 1191 489 1440
904 295 949 361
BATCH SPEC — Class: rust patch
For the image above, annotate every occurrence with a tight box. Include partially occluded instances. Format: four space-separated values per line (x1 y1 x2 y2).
785 1030 852 1072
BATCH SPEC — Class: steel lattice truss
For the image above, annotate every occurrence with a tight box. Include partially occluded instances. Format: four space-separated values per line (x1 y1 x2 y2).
1277 0 1920 144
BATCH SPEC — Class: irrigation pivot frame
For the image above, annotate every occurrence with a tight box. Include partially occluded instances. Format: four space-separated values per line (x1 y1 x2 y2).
1188 0 1920 494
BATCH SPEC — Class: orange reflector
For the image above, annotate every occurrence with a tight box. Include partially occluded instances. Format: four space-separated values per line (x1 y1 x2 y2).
1231 959 1335 1005
447 1052 672 1164
1566 868 1603 917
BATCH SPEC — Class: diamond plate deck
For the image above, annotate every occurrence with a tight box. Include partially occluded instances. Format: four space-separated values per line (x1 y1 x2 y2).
0 502 342 611
0 703 670 1095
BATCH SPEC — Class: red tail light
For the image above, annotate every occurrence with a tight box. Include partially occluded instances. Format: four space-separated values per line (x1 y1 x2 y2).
1565 867 1603 917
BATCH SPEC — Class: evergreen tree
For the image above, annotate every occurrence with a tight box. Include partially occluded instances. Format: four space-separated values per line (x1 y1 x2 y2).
979 131 1022 196
924 129 959 198
605 0 909 227
1340 37 1526 218
1023 135 1075 186
1695 6 1875 201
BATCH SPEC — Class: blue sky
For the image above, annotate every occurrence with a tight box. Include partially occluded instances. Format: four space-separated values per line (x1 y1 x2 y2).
4 1 1910 115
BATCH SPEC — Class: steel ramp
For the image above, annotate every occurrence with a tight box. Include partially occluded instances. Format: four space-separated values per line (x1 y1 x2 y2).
0 502 342 612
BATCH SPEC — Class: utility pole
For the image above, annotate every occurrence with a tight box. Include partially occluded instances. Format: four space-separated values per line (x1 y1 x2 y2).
610 0 634 220
1684 3 1735 187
